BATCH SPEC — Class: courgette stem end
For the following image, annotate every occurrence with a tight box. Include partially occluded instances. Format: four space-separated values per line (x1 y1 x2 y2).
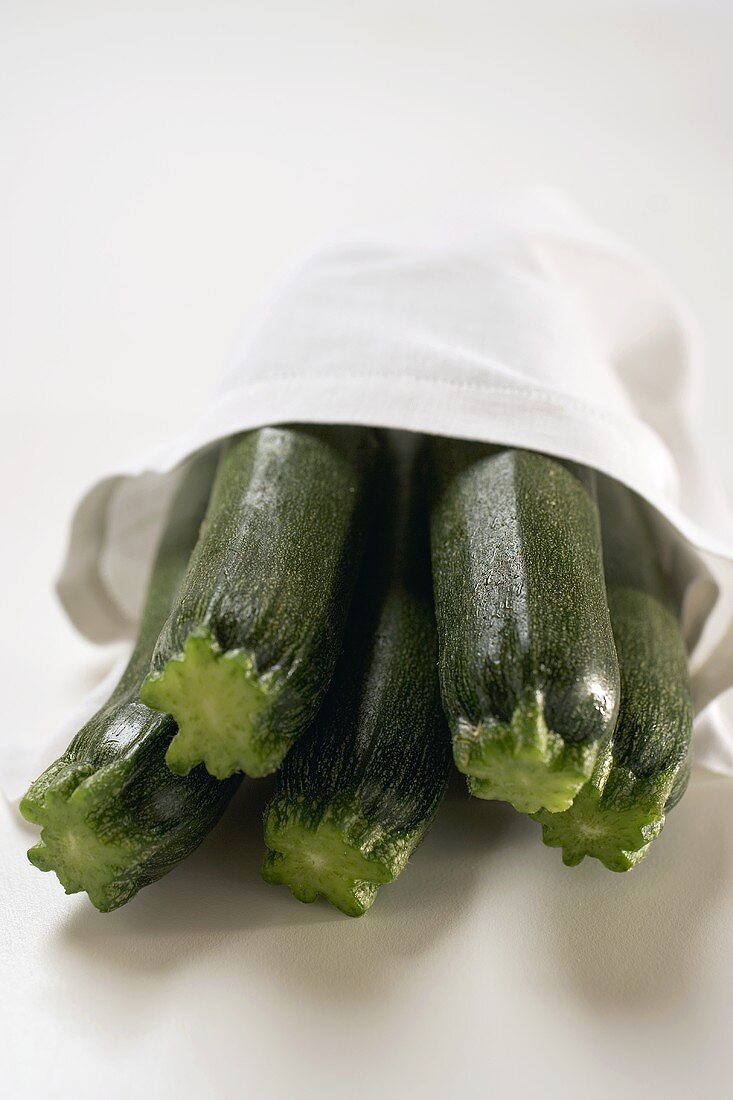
142 633 281 779
20 762 141 912
262 804 400 917
532 774 666 872
454 698 598 814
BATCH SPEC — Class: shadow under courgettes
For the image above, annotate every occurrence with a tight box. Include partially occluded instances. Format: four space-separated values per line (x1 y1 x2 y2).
52 768 515 1008
537 770 732 1014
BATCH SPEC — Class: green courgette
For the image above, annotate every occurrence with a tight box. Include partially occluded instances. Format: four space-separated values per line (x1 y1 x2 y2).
21 448 240 912
533 476 693 870
428 440 620 814
141 425 378 780
262 434 452 916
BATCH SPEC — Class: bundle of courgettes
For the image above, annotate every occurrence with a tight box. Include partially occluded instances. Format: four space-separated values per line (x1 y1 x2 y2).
23 424 696 917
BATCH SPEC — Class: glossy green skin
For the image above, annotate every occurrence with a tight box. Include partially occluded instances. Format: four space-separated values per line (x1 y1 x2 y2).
606 589 692 790
21 448 240 911
598 476 692 804
263 435 452 916
534 476 693 870
144 425 378 778
428 441 620 813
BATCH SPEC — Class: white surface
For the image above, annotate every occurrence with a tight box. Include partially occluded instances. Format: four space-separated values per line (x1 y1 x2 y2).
2 2 733 1098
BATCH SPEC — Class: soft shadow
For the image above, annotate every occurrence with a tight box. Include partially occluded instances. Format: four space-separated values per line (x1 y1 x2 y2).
58 776 280 951
56 770 516 1007
241 773 520 1004
39 767 732 1035
540 772 731 1013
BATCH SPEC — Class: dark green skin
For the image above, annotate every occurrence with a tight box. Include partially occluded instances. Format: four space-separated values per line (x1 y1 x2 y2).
665 759 691 812
598 475 693 809
533 478 694 870
265 434 452 876
602 589 692 809
428 440 620 754
148 425 379 766
22 447 241 910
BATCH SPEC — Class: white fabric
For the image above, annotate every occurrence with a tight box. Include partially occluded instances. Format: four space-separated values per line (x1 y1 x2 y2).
20 190 733 793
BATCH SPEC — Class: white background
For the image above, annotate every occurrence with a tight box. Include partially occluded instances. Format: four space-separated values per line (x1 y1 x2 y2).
2 2 733 1098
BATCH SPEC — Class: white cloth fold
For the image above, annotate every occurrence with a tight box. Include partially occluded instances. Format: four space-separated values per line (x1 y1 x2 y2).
9 189 733 797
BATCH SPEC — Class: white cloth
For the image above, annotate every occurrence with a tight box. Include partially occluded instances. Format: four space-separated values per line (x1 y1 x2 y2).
14 189 733 797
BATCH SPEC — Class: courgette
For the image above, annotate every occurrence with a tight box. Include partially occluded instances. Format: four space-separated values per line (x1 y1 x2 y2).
428 440 620 814
21 448 240 912
141 425 378 780
533 476 693 870
262 434 452 916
